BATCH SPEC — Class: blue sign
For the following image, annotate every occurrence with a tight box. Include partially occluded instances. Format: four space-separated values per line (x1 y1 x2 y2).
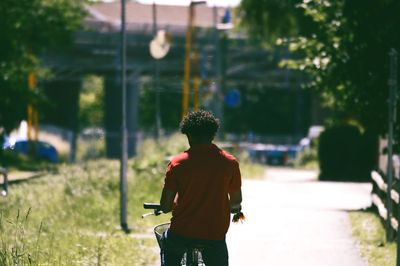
222 8 231 24
224 89 241 108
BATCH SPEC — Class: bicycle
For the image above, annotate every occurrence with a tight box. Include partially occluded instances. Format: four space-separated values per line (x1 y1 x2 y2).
142 203 205 266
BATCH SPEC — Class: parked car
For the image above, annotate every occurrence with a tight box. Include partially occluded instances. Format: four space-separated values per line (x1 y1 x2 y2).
3 140 59 163
248 144 289 165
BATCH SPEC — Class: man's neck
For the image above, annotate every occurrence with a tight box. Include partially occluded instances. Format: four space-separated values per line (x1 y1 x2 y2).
187 135 213 146
190 142 212 146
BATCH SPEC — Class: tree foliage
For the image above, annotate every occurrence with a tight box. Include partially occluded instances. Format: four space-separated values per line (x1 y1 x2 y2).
79 75 104 128
239 0 400 134
0 0 85 137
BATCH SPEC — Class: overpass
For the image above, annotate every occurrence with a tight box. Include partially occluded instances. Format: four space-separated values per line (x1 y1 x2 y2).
40 2 307 158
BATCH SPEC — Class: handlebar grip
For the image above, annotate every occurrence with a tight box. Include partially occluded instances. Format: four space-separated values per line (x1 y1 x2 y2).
230 206 242 214
143 203 161 210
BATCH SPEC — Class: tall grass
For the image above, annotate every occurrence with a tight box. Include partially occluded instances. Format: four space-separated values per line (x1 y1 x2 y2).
349 211 396 266
0 134 263 265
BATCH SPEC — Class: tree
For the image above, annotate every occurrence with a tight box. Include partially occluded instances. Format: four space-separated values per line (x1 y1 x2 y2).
239 0 400 135
0 0 85 138
79 75 104 128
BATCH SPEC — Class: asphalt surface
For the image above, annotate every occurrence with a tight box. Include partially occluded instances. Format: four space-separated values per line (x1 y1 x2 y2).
227 167 371 266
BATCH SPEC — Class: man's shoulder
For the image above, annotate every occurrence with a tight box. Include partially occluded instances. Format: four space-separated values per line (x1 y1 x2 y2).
169 151 189 165
216 146 238 163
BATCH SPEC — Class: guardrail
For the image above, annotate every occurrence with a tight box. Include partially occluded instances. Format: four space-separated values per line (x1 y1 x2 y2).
0 167 8 196
371 170 399 235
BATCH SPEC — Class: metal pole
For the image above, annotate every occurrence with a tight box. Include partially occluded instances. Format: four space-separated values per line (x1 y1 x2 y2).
387 48 398 242
219 32 227 137
153 2 162 138
182 3 194 118
120 0 129 233
213 6 224 136
387 48 400 266
191 3 200 111
27 73 36 142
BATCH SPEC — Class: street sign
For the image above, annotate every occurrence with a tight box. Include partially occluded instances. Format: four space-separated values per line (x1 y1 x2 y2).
224 89 241 108
149 30 171 60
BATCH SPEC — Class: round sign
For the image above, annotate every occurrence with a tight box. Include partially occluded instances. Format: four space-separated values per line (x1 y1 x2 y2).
149 30 171 59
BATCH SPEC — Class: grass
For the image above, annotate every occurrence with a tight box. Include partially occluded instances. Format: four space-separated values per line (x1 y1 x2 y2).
293 146 319 171
0 134 263 265
0 151 58 172
0 160 167 265
349 211 396 266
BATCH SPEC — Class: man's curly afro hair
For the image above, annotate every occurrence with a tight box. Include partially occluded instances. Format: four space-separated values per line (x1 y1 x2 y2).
180 110 220 138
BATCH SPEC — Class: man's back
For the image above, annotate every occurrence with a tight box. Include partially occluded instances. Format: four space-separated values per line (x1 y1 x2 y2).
159 110 242 266
164 144 241 240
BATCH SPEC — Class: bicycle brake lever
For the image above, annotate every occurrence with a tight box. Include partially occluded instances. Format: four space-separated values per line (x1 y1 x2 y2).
142 212 154 219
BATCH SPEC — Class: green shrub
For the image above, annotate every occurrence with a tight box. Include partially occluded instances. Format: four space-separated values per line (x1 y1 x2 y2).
318 124 376 181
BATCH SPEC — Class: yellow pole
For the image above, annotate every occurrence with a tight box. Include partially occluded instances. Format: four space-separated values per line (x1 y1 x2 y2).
182 3 194 118
33 106 39 141
192 49 200 111
27 72 37 141
27 106 33 140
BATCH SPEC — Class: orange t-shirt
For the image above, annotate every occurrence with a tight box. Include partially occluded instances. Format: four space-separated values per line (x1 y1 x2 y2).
163 143 242 240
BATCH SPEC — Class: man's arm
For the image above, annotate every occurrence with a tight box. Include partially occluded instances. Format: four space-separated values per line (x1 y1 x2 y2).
160 188 177 213
229 190 242 212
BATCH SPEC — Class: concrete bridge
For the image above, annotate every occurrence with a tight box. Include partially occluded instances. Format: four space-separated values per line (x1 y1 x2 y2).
40 2 308 159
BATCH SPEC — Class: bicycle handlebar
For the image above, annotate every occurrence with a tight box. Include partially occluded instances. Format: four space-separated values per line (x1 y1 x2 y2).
142 203 162 218
143 203 161 210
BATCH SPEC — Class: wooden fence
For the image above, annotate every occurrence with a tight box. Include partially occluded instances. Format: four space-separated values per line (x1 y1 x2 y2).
371 138 400 241
371 169 399 236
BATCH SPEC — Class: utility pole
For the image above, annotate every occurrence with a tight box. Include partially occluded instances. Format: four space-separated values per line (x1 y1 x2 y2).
182 2 194 118
214 7 232 136
212 6 220 121
27 72 39 142
387 48 398 242
387 48 400 266
119 0 129 233
27 72 39 156
182 1 205 118
192 43 200 111
153 2 162 138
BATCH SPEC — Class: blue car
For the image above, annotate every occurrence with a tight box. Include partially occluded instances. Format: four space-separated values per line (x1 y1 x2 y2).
3 140 58 163
248 144 289 165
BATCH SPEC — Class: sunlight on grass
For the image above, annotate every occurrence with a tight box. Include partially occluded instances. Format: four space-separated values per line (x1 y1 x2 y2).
349 211 396 266
0 159 166 265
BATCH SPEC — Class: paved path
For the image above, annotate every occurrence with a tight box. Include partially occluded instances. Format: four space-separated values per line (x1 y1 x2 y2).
227 167 372 266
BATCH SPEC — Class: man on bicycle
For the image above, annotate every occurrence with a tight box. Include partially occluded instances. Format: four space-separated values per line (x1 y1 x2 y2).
160 110 242 266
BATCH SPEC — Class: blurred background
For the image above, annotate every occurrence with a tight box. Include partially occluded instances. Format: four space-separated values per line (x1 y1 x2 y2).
1 0 399 181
